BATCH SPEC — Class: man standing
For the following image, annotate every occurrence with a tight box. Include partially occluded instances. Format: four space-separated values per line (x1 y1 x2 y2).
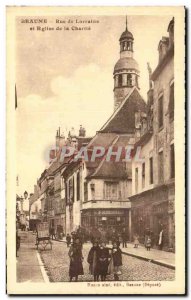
121 228 128 248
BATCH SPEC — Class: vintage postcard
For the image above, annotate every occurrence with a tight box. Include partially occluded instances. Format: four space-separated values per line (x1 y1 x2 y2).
6 6 185 295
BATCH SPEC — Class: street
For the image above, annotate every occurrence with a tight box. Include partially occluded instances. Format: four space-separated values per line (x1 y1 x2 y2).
39 240 175 282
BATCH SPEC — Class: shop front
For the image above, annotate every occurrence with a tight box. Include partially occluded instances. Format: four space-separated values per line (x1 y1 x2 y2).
81 208 130 238
130 184 175 251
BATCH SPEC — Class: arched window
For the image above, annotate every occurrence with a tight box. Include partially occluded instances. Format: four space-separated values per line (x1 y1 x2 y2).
127 42 131 51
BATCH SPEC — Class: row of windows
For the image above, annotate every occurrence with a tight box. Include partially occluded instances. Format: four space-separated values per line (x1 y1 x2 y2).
115 74 138 88
158 82 174 129
120 41 133 52
158 144 175 183
135 157 153 193
84 181 122 202
65 172 81 204
134 144 174 192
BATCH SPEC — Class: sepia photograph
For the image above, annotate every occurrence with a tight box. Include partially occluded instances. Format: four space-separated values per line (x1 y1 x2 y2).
6 6 185 295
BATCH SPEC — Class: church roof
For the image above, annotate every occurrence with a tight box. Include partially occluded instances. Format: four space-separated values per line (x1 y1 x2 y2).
99 87 146 134
114 57 139 73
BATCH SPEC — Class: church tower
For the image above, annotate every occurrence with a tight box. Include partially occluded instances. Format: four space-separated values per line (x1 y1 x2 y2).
114 18 140 110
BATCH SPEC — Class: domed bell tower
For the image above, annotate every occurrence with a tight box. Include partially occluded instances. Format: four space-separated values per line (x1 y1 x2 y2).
114 17 140 110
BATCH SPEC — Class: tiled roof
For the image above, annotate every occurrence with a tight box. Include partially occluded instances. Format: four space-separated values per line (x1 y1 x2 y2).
99 88 146 134
86 135 133 179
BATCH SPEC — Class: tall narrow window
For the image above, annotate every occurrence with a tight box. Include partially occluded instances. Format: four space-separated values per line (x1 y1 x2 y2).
169 83 174 121
118 74 123 87
149 157 154 184
127 42 131 51
170 144 175 178
158 151 164 183
135 168 138 193
76 172 80 201
90 183 95 200
158 95 164 129
127 74 132 87
84 182 88 202
65 182 68 205
142 163 145 189
69 178 74 203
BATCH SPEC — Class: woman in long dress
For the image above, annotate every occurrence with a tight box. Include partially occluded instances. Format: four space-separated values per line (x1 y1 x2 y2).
68 238 84 281
87 241 100 281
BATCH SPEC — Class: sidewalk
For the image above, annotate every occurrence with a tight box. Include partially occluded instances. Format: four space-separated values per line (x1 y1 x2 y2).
120 243 175 270
17 231 48 282
59 238 175 270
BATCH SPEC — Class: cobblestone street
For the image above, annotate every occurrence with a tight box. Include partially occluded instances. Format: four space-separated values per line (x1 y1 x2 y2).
39 241 175 282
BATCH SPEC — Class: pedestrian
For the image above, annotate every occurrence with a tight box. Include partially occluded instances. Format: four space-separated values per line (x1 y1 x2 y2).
122 228 128 248
68 238 84 282
71 231 76 243
158 229 164 250
144 228 150 248
134 234 139 248
118 234 123 247
66 233 71 248
109 242 122 281
51 226 56 240
97 241 110 281
87 240 100 281
146 236 151 251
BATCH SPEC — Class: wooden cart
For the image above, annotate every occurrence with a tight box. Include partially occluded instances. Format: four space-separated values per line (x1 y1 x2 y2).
36 222 52 250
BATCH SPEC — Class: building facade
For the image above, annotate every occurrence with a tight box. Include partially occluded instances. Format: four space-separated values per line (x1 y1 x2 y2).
63 20 147 238
130 18 175 251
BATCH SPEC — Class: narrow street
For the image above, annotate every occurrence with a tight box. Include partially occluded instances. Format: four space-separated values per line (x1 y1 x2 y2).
39 240 175 282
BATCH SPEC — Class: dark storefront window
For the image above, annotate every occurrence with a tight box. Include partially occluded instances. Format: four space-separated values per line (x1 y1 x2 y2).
158 95 164 129
149 157 154 184
158 151 164 183
170 144 175 178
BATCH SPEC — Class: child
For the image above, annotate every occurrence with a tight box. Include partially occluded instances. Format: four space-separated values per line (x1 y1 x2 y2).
146 236 151 251
66 233 71 248
110 242 122 281
134 234 139 248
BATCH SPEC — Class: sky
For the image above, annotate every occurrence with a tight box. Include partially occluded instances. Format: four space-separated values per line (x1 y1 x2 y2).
15 14 172 195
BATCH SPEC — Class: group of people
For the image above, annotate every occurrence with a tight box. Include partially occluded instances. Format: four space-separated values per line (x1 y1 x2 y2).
68 238 122 282
66 226 165 281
